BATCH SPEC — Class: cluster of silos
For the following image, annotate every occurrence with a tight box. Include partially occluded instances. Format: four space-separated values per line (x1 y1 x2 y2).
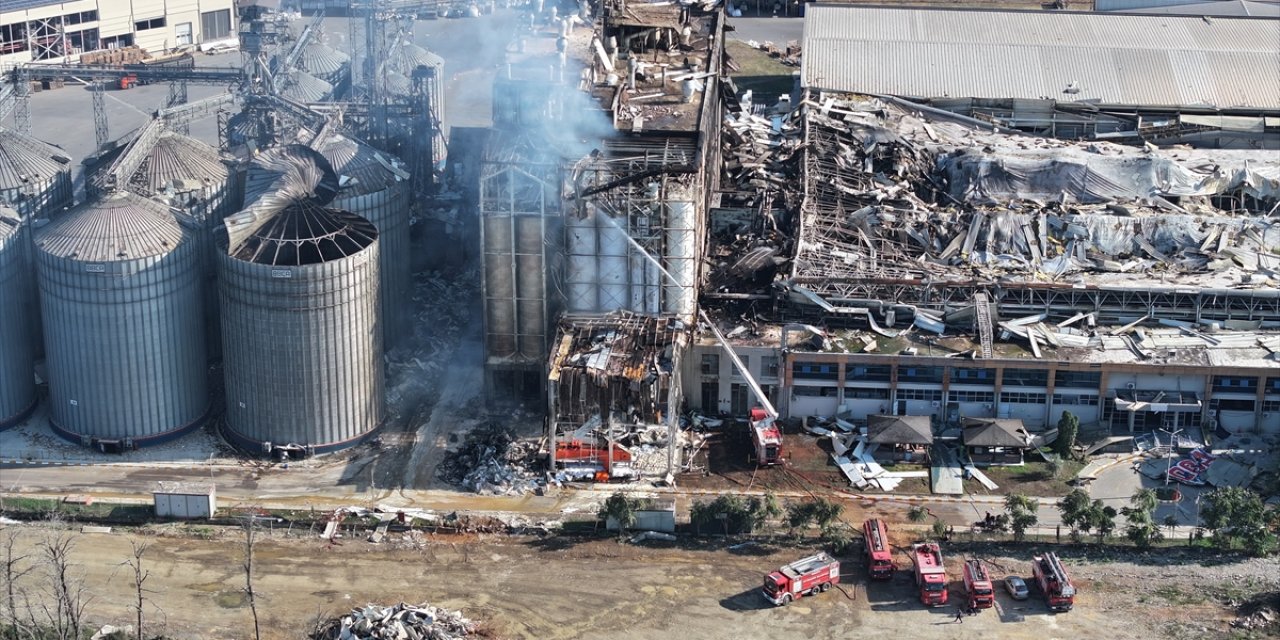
387 42 447 163
133 131 239 362
35 191 209 448
312 133 412 345
0 209 37 429
219 145 384 455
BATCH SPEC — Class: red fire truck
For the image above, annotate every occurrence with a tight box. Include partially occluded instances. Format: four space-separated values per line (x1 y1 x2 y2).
863 519 894 580
911 543 948 606
761 552 841 606
962 559 995 609
750 407 783 466
1032 553 1076 612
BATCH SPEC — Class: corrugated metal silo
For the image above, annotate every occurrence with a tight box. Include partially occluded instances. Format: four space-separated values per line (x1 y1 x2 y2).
0 128 73 219
0 208 36 429
312 133 411 346
133 131 237 362
389 43 446 162
298 40 350 92
35 191 209 448
279 69 334 103
220 146 384 454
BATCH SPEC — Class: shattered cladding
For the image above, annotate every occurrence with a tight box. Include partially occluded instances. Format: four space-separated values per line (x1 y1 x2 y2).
219 145 385 455
0 209 36 429
800 5 1280 109
35 191 209 447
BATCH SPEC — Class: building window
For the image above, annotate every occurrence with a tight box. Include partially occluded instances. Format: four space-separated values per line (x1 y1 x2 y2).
1055 370 1101 389
847 365 891 383
1211 398 1255 412
175 22 192 46
897 388 943 402
1213 376 1256 394
1000 392 1047 404
134 17 167 31
898 366 943 384
1052 393 1099 407
950 367 995 383
1268 378 1280 395
66 28 98 54
760 356 779 379
845 387 890 400
793 362 838 380
1003 368 1049 387
0 23 29 54
1262 400 1280 414
794 386 838 398
64 11 98 25
100 34 134 49
949 390 995 404
731 356 748 379
700 354 719 376
201 9 233 40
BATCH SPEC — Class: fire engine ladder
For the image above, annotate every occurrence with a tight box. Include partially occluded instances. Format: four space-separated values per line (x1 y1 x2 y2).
974 292 994 359
1044 554 1070 586
699 309 778 421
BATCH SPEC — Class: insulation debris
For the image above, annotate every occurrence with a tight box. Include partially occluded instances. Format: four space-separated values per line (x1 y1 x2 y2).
310 602 475 640
436 424 544 495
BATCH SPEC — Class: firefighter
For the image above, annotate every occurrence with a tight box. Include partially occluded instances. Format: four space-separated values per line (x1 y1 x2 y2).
954 608 964 624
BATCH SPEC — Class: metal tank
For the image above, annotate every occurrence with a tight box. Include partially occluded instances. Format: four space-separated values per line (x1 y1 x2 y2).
35 191 209 449
313 133 412 346
298 40 350 94
389 43 446 163
133 131 237 362
0 128 73 219
0 208 36 429
220 146 384 455
278 69 334 103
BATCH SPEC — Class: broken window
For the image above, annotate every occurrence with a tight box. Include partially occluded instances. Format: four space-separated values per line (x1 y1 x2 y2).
1211 398 1255 412
951 367 995 383
845 387 890 400
898 366 944 384
793 385 838 397
700 353 719 375
761 356 779 379
848 365 891 383
1212 376 1257 394
793 362 837 380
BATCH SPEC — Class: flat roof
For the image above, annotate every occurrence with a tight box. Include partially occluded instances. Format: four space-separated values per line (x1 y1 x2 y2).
800 5 1280 110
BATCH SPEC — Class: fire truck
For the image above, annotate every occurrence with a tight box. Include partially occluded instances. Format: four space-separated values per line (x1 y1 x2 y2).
910 543 948 606
750 407 783 466
761 552 841 606
863 519 894 580
961 559 995 609
1032 553 1076 612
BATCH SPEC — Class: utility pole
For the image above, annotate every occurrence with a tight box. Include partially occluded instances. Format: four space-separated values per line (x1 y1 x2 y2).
1159 426 1183 486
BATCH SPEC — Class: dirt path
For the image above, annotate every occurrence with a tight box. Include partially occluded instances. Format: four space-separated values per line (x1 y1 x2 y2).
3 525 1271 640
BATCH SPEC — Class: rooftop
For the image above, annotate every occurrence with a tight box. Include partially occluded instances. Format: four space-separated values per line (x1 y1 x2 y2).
800 5 1280 110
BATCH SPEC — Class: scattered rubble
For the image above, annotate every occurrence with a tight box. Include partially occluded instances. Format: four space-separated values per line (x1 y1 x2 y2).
310 602 476 640
436 423 544 495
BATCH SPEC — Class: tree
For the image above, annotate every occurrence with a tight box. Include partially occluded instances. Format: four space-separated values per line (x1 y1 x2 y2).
0 529 34 640
40 528 90 640
747 492 783 532
690 495 766 536
125 541 153 640
1123 489 1163 549
1005 494 1039 542
1201 487 1275 555
1163 514 1180 538
931 518 949 540
599 492 641 539
785 498 844 536
242 517 262 640
907 505 929 524
1058 489 1092 541
1080 500 1117 545
1054 411 1080 459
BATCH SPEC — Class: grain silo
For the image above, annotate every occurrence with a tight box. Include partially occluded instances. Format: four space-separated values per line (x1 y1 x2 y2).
298 40 350 95
312 133 411 345
0 209 36 429
388 43 446 163
219 146 384 455
35 191 209 449
0 127 73 219
132 131 238 362
278 69 334 103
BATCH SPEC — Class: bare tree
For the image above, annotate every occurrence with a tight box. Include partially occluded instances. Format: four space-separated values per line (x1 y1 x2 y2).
0 529 35 640
126 541 152 640
40 527 91 640
242 517 261 640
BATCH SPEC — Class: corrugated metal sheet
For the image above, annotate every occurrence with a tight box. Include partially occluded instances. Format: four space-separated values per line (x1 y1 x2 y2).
0 128 73 219
299 41 350 85
134 132 230 194
36 193 208 446
801 6 1280 109
1123 1 1280 17
278 70 334 103
218 204 384 454
391 43 444 75
0 209 36 428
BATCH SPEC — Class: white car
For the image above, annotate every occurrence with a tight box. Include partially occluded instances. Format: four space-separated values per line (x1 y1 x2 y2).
1004 576 1029 600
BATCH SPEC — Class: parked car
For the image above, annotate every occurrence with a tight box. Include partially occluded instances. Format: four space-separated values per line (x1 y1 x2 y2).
1004 576 1029 600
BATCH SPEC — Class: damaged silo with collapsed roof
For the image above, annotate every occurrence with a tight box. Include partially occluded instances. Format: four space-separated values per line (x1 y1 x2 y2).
0 127 73 220
35 191 209 451
219 145 384 457
0 208 36 429
312 131 412 346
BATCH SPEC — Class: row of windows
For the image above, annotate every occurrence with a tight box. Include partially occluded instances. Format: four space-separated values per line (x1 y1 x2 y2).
947 390 996 404
1264 400 1280 413
1212 398 1256 412
1213 376 1256 392
702 354 780 378
134 17 167 31
897 388 944 402
1052 394 1100 406
1000 392 1048 405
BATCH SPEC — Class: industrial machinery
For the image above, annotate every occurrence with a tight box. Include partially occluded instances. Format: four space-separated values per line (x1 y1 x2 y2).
863 518 895 580
1032 553 1076 612
762 552 841 606
962 559 995 610
911 542 948 606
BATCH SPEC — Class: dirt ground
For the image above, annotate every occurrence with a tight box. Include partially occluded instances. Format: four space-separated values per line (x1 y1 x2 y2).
2 524 1273 640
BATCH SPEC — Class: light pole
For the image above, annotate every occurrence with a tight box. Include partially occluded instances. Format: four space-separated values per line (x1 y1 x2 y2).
1159 426 1183 486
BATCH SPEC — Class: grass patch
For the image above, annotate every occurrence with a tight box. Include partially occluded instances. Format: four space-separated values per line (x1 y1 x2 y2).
724 40 794 102
1152 585 1208 606
973 460 1084 497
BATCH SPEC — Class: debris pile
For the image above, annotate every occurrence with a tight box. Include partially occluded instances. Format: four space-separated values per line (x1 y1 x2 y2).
310 602 476 640
436 423 544 495
1231 591 1280 632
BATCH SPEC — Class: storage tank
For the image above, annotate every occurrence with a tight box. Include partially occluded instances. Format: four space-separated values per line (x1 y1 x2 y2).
220 145 384 455
133 131 238 362
298 40 350 93
0 127 73 219
278 69 334 103
312 133 411 345
0 208 36 429
35 191 209 449
389 43 446 163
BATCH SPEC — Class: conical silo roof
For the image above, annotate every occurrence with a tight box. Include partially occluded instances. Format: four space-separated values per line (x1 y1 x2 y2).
384 71 412 97
278 70 333 103
300 41 350 78
314 134 405 196
391 42 443 75
36 191 183 262
133 132 229 193
0 128 72 191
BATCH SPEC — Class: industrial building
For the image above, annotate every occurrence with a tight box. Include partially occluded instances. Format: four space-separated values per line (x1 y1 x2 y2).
693 4 1280 448
0 0 237 66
